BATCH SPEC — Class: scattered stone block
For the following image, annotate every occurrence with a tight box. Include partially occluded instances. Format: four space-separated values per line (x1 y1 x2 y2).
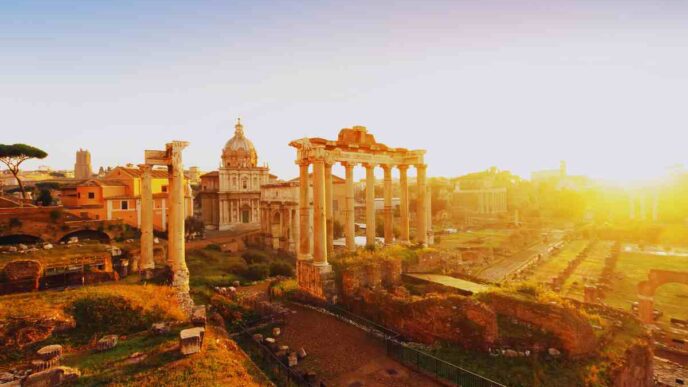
151 322 171 335
36 345 62 362
548 347 561 357
0 373 14 383
505 349 518 358
43 244 53 250
272 327 281 337
191 305 207 327
264 337 276 345
24 368 62 387
97 335 118 352
180 327 205 355
288 352 298 367
232 280 240 288
252 334 263 343
18 244 28 251
297 347 307 359
279 345 289 352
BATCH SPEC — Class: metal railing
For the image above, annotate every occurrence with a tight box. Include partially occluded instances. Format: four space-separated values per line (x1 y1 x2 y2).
235 321 309 387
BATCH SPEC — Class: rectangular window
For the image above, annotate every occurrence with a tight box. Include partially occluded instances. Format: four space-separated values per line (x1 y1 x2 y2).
77 192 81 199
121 200 128 210
88 192 95 199
162 185 168 193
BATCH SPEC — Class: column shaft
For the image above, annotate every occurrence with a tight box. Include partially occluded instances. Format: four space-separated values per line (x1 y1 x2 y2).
399 166 410 242
313 159 327 264
383 165 393 244
365 164 376 246
324 163 334 257
298 162 312 260
416 164 427 245
344 163 356 251
139 165 154 271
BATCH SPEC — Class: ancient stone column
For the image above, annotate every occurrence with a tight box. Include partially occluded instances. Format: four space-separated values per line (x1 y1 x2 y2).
167 141 190 293
343 162 356 251
383 165 393 244
138 164 154 277
365 163 376 246
312 158 327 265
324 162 334 257
298 161 311 260
416 164 427 245
398 165 410 243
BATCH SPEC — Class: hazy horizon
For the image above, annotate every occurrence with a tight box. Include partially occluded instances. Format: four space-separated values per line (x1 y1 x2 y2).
2 0 688 183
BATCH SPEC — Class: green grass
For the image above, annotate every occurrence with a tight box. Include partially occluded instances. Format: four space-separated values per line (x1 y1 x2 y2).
560 241 614 300
528 240 589 283
605 251 688 330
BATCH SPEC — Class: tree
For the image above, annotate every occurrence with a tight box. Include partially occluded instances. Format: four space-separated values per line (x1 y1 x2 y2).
36 189 53 206
0 144 48 202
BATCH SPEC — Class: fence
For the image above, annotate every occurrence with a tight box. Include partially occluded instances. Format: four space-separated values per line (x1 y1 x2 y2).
235 321 309 387
291 300 504 387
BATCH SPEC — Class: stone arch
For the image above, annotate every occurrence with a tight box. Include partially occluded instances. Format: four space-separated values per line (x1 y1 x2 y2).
0 234 44 246
637 269 688 323
59 229 111 244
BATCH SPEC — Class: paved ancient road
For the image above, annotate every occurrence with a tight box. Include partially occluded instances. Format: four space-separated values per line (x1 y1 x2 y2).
279 304 443 387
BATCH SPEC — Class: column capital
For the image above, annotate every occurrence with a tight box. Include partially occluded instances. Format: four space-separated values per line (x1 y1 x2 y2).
397 164 410 172
362 162 377 170
137 164 153 172
296 159 311 167
415 163 427 171
381 164 393 173
340 161 357 169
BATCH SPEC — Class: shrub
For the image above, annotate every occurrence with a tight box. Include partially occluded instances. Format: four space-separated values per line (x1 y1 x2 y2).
226 261 248 276
70 295 166 337
244 263 269 281
205 244 221 251
269 261 294 277
242 250 269 264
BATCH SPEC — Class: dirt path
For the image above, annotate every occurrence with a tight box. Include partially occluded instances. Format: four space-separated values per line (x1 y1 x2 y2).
277 304 442 387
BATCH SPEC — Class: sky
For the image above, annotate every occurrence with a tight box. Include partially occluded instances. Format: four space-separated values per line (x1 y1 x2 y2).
2 0 687 183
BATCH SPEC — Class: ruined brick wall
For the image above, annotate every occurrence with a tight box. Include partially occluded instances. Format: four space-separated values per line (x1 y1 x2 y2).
483 293 596 357
609 341 654 387
297 261 335 301
348 290 498 350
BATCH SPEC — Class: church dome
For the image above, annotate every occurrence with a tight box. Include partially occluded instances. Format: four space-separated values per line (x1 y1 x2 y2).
222 118 258 168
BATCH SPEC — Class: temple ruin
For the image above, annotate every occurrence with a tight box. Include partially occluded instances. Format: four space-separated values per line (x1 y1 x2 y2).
289 126 430 299
139 141 191 297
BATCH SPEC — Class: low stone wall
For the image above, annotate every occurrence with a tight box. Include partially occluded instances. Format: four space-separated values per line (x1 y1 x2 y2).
297 260 335 301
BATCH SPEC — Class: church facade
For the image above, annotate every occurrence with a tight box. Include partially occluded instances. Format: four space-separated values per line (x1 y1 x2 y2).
199 119 275 230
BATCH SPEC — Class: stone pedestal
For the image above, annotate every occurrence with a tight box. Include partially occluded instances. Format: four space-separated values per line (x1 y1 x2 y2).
297 260 335 301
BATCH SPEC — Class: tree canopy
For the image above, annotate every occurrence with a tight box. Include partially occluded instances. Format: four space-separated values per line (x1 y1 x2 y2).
0 143 48 201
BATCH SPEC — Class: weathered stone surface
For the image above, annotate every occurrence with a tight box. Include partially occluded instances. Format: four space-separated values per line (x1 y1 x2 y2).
151 322 171 335
36 345 62 361
24 368 62 387
547 348 561 357
96 335 118 352
191 305 207 327
287 352 298 367
3 260 42 281
180 327 205 355
349 289 498 350
609 341 653 387
264 337 276 345
484 293 596 357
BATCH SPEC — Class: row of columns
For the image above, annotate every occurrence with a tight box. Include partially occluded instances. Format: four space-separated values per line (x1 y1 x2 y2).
298 159 428 267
